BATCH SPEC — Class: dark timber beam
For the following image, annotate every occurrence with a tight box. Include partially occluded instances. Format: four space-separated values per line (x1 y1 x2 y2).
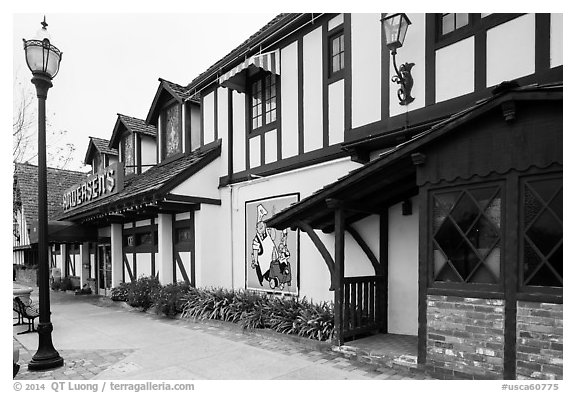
334 207 345 346
296 220 337 291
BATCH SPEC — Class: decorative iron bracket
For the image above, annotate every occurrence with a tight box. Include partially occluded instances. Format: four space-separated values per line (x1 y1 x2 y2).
391 50 415 106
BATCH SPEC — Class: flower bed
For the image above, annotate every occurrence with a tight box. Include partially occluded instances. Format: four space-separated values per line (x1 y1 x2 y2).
110 276 334 341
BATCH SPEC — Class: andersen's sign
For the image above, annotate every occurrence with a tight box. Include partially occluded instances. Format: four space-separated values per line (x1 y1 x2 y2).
62 162 124 212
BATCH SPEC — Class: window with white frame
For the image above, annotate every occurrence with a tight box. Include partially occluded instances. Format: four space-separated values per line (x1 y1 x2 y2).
250 73 277 132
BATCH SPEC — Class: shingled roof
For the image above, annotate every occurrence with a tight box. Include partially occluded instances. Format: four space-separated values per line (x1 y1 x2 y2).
14 163 88 228
84 137 118 165
145 78 199 125
109 114 157 148
160 78 194 101
184 13 297 94
267 82 563 232
56 141 222 222
146 14 299 125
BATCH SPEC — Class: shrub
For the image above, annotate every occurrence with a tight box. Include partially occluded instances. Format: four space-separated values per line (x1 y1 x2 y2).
50 280 62 291
126 276 161 310
110 282 130 302
60 277 73 291
152 282 192 317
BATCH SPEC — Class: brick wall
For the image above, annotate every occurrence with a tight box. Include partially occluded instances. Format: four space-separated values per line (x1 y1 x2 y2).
516 301 563 380
426 295 505 379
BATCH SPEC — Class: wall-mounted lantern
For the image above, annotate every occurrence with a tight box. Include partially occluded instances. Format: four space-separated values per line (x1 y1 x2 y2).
382 13 415 106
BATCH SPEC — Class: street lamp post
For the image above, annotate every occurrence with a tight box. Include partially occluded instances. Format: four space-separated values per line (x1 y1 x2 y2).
23 17 64 371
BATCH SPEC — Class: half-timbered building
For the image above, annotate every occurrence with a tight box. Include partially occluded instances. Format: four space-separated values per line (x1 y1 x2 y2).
47 13 562 379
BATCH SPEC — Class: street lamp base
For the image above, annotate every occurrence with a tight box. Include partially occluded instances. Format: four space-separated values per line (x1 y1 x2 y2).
28 355 64 371
27 322 64 371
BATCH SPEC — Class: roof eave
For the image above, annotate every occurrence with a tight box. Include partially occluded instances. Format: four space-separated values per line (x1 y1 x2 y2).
108 116 125 149
83 140 96 165
267 85 563 230
146 79 184 125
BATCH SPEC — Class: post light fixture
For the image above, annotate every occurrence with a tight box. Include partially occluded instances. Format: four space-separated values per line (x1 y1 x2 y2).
22 16 64 371
382 13 415 106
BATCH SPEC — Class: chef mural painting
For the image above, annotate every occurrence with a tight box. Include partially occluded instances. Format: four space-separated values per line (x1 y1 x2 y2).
246 194 299 294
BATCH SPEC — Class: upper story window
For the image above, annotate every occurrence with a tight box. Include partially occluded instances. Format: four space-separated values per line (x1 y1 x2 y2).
122 134 135 175
435 13 523 46
161 103 182 160
250 73 277 132
440 13 470 35
330 30 345 77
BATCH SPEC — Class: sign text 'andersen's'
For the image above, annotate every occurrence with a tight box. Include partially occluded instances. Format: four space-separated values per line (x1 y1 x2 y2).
62 162 124 212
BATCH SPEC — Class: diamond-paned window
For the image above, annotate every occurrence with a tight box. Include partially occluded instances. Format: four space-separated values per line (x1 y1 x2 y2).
521 176 562 287
432 185 502 284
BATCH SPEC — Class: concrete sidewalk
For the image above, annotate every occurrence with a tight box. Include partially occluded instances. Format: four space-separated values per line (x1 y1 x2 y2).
13 284 431 380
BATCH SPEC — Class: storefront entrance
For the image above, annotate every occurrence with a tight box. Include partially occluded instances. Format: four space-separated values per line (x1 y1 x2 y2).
98 244 112 296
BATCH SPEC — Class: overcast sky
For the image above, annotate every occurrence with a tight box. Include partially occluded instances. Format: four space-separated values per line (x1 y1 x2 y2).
12 11 278 171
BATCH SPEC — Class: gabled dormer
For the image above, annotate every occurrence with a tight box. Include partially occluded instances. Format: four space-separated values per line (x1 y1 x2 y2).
84 137 118 174
109 114 157 176
146 78 201 164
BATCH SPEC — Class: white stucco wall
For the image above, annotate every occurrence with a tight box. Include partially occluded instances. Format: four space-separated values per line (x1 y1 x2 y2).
140 136 156 172
486 14 535 87
351 13 382 128
435 37 475 103
214 157 364 303
550 13 563 68
345 215 380 277
169 157 221 200
328 79 345 145
124 253 133 281
249 136 260 169
136 253 152 278
175 251 192 283
280 41 299 160
387 198 419 336
303 26 324 153
217 87 229 177
194 203 230 289
203 91 215 145
264 129 278 164
157 214 173 285
232 91 246 172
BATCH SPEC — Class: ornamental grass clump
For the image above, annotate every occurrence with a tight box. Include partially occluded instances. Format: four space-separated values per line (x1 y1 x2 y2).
181 288 335 341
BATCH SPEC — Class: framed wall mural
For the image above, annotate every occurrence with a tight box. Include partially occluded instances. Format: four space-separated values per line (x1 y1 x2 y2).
245 194 299 295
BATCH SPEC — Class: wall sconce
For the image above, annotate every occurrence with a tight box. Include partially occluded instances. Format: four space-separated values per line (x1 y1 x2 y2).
382 13 415 106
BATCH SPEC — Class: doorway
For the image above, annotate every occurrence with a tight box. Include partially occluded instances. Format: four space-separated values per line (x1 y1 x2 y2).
98 244 112 296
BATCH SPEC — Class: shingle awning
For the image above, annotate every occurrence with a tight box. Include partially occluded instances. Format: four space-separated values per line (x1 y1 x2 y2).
219 50 280 93
29 220 98 244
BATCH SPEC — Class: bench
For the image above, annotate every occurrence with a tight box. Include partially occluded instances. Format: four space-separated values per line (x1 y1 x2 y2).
13 298 23 326
13 296 40 335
